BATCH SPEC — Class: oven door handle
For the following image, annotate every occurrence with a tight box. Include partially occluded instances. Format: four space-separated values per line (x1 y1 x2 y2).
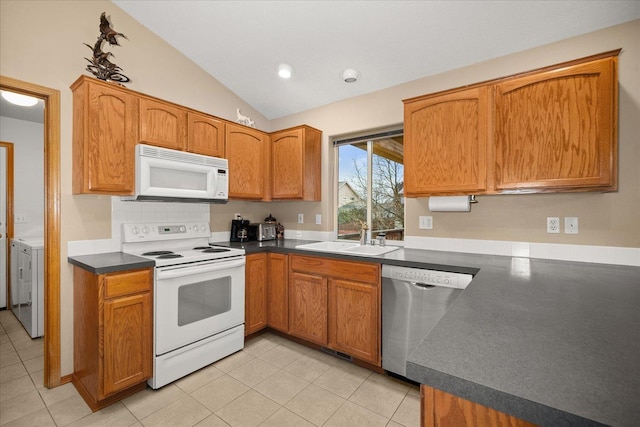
156 258 246 280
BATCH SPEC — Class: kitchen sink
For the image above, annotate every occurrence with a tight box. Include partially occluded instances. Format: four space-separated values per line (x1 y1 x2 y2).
295 241 400 257
340 245 400 256
295 241 360 252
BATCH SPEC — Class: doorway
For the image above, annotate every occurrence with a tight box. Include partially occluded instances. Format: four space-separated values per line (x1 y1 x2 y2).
0 76 61 388
0 142 13 309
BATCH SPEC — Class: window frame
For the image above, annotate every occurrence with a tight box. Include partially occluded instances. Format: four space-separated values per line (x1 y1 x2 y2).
333 126 404 243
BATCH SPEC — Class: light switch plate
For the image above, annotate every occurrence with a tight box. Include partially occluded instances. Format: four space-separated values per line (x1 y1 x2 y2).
419 216 433 229
298 214 304 224
315 214 321 225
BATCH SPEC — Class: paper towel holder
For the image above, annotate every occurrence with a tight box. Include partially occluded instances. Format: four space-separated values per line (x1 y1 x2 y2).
428 195 478 212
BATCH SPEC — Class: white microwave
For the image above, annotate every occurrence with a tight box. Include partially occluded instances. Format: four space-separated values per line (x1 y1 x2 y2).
121 144 228 203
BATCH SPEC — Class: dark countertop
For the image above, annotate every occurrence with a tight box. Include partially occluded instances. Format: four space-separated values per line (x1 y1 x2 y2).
68 252 154 274
216 239 640 426
70 239 640 425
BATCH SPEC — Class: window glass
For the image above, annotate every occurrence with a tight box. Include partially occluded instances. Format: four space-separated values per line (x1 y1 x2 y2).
336 131 404 242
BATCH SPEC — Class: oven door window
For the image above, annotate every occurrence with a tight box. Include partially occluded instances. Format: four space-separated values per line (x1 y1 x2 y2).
178 277 231 326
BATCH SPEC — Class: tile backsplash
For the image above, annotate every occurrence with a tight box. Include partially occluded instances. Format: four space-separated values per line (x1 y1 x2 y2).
68 197 210 256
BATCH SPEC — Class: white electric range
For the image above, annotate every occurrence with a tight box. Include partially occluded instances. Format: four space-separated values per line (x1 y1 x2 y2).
122 222 245 389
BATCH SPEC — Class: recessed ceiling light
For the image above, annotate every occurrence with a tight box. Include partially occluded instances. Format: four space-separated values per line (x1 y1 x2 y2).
1 90 38 107
278 64 294 79
342 68 359 83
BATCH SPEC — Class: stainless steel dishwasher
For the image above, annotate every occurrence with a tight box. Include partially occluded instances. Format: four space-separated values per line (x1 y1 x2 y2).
382 264 473 377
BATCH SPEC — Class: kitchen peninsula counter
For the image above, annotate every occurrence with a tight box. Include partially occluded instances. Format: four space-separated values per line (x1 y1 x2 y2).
215 239 640 426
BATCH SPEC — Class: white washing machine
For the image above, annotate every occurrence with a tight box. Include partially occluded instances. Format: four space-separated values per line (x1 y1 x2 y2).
10 238 44 338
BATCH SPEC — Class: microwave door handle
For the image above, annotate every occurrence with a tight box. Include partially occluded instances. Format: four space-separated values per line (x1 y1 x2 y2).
156 258 246 280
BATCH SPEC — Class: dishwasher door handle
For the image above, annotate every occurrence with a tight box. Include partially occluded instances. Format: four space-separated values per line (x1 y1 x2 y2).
412 282 436 289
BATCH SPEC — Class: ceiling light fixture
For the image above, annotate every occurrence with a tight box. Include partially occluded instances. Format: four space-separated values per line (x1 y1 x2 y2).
342 68 359 83
1 90 38 107
278 63 294 79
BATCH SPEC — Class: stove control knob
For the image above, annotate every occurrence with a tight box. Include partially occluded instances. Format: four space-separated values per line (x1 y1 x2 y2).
142 226 150 234
131 226 139 235
200 224 206 231
179 225 186 233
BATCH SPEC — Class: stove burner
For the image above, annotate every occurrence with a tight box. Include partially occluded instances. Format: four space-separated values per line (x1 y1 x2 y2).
143 250 174 256
192 246 210 250
157 253 184 259
202 248 231 253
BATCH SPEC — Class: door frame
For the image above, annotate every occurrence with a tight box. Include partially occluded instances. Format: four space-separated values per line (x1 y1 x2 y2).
0 142 14 310
0 76 61 388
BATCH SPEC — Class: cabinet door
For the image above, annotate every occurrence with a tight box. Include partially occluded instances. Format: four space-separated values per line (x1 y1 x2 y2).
245 253 267 335
188 112 225 157
328 278 379 365
267 253 288 332
74 80 137 194
139 97 187 150
421 385 537 427
289 271 327 345
494 56 617 192
404 86 488 196
102 292 152 397
272 128 304 198
226 123 269 200
271 126 322 201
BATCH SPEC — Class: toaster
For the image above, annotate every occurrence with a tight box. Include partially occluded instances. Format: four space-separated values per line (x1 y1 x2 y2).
248 223 277 241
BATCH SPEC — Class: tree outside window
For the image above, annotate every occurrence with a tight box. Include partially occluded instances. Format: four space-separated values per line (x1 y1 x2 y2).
336 131 404 242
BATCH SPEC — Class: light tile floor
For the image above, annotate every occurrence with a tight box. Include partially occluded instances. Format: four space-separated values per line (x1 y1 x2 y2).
0 309 420 426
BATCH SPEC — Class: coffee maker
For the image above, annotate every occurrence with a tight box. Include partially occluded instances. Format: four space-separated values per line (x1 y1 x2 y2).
230 219 250 242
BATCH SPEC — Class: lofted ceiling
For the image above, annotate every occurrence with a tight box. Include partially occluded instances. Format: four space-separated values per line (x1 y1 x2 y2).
5 1 640 124
111 0 639 120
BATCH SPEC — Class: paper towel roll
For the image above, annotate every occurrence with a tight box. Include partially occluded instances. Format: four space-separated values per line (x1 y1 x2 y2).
428 196 471 212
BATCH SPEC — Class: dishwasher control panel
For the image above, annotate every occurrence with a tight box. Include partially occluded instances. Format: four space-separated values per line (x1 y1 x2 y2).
382 265 473 289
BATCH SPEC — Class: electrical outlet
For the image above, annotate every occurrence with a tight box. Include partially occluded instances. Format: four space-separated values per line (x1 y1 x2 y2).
565 217 579 234
419 215 433 229
15 215 27 223
547 217 560 233
315 214 322 225
298 213 304 224
234 213 242 220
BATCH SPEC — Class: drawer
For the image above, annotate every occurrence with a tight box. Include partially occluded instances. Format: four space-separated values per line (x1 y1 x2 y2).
290 255 380 284
103 269 153 299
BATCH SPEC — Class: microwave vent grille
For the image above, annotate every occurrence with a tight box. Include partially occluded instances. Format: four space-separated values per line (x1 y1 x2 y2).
138 144 227 168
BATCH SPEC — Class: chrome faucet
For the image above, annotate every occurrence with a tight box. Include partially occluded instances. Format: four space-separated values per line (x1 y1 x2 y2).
359 221 368 245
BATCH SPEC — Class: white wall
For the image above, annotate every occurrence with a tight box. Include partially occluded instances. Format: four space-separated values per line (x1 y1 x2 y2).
0 116 44 238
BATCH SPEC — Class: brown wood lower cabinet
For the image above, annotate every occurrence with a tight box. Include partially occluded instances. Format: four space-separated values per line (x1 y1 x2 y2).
289 271 328 344
243 253 381 366
245 253 268 335
266 253 289 332
421 385 537 427
72 267 153 411
289 255 381 366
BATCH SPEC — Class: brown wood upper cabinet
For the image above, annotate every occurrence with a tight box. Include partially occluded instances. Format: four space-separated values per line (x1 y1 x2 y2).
226 123 270 200
188 112 225 157
403 50 619 196
404 87 488 196
71 76 138 195
271 125 322 200
139 97 187 151
494 55 617 192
